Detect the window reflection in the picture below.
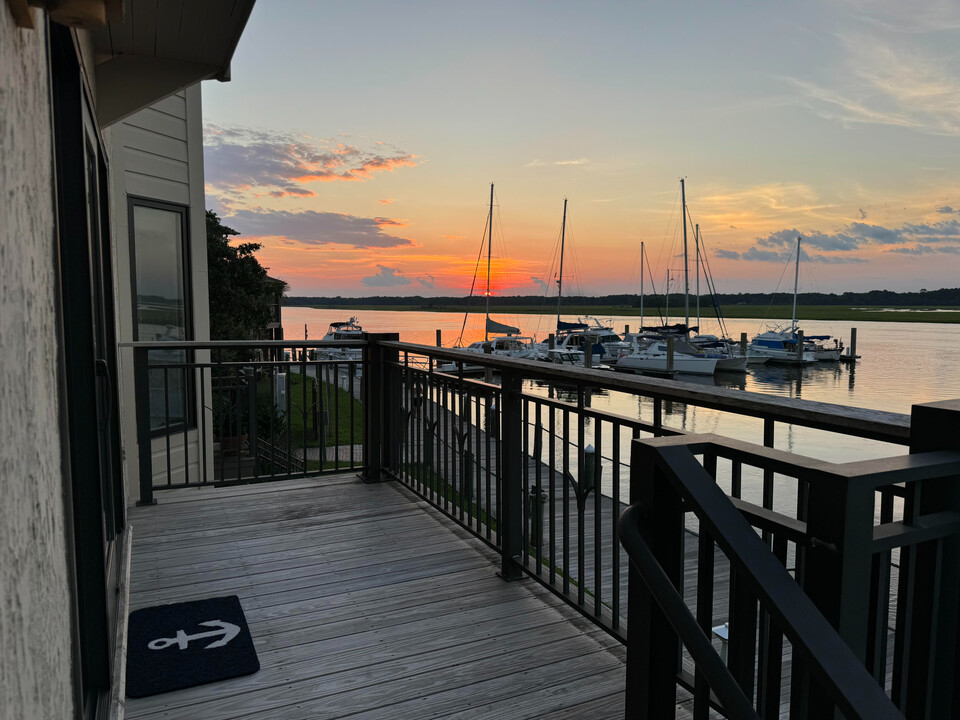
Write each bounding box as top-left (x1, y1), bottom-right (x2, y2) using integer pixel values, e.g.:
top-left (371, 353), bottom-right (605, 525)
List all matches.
top-left (132, 203), bottom-right (191, 432)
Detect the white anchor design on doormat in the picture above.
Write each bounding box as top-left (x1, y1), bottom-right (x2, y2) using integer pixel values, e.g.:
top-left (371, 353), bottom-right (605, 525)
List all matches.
top-left (147, 620), bottom-right (241, 650)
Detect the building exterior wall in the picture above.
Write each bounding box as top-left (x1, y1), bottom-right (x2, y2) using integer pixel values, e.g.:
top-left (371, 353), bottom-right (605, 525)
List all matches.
top-left (0, 8), bottom-right (75, 718)
top-left (108, 84), bottom-right (212, 503)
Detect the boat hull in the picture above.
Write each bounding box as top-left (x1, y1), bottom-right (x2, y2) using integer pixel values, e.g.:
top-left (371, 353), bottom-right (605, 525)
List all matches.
top-left (616, 354), bottom-right (717, 376)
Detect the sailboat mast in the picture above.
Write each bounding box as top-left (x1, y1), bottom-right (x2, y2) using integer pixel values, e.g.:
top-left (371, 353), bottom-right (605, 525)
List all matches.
top-left (556, 197), bottom-right (568, 327)
top-left (681, 178), bottom-right (690, 332)
top-left (695, 224), bottom-right (701, 330)
top-left (792, 235), bottom-right (801, 331)
top-left (485, 182), bottom-right (494, 341)
top-left (640, 241), bottom-right (645, 329)
top-left (665, 269), bottom-right (670, 325)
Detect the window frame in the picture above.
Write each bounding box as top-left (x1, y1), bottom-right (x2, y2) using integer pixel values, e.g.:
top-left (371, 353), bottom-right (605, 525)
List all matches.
top-left (128, 196), bottom-right (195, 435)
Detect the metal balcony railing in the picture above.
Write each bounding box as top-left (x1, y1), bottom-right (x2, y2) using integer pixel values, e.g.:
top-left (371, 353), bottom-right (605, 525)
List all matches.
top-left (125, 334), bottom-right (959, 718)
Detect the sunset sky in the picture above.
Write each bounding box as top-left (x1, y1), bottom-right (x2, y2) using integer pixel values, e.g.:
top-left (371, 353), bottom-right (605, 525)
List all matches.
top-left (202, 0), bottom-right (960, 297)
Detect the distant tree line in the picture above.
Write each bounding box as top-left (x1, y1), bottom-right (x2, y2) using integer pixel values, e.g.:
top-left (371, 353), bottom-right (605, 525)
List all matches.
top-left (285, 287), bottom-right (960, 308)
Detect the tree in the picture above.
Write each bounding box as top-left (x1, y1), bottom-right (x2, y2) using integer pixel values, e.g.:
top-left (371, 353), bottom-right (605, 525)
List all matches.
top-left (206, 210), bottom-right (286, 340)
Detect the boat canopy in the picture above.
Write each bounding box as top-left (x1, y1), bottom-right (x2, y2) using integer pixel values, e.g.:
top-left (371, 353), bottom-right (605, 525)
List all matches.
top-left (641, 323), bottom-right (698, 335)
top-left (486, 318), bottom-right (520, 335)
top-left (557, 320), bottom-right (589, 331)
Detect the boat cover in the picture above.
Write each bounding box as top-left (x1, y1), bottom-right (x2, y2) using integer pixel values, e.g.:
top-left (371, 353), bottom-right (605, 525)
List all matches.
top-left (557, 320), bottom-right (589, 331)
top-left (486, 317), bottom-right (520, 334)
top-left (641, 323), bottom-right (698, 334)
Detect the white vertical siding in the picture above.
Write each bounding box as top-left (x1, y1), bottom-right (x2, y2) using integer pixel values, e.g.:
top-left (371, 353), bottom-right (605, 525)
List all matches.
top-left (109, 85), bottom-right (211, 504)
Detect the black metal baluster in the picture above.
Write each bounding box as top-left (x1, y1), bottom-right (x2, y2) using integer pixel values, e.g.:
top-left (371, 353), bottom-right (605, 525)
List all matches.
top-left (563, 409), bottom-right (571, 596)
top-left (694, 528), bottom-right (715, 720)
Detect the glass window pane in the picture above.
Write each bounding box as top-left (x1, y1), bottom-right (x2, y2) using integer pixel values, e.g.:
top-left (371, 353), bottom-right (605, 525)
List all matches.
top-left (133, 204), bottom-right (190, 432)
top-left (133, 205), bottom-right (185, 342)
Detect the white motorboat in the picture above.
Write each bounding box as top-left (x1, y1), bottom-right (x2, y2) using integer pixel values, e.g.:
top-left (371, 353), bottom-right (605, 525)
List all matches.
top-left (748, 329), bottom-right (817, 365)
top-left (315, 317), bottom-right (364, 360)
top-left (322, 317), bottom-right (363, 343)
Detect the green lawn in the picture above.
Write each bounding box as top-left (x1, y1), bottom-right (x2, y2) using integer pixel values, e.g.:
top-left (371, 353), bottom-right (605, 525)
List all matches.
top-left (256, 371), bottom-right (363, 448)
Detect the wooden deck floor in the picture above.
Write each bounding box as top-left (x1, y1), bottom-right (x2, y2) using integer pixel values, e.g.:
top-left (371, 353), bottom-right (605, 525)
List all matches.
top-left (124, 474), bottom-right (627, 720)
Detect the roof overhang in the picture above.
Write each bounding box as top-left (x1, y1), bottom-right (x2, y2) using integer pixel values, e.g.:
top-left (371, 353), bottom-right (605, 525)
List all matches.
top-left (90, 0), bottom-right (255, 127)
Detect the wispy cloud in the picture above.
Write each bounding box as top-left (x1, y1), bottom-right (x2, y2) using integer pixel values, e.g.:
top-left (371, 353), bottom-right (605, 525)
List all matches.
top-left (525, 158), bottom-right (590, 168)
top-left (378, 198), bottom-right (395, 205)
top-left (530, 276), bottom-right (548, 292)
top-left (784, 29), bottom-right (960, 136)
top-left (362, 265), bottom-right (411, 287)
top-left (203, 125), bottom-right (418, 202)
top-left (225, 208), bottom-right (413, 249)
top-left (715, 215), bottom-right (960, 261)
top-left (887, 244), bottom-right (960, 255)
top-left (843, 0), bottom-right (960, 34)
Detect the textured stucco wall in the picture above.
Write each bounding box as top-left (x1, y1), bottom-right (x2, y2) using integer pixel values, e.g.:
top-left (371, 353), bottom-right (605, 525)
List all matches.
top-left (0, 8), bottom-right (76, 719)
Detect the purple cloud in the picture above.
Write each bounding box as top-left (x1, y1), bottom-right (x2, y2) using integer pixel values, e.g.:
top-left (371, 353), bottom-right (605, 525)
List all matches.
top-left (225, 208), bottom-right (412, 249)
top-left (204, 125), bottom-right (417, 199)
top-left (362, 265), bottom-right (411, 287)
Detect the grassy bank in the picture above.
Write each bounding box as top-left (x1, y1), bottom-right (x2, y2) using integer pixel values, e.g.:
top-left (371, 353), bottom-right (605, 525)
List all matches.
top-left (256, 372), bottom-right (363, 446)
top-left (308, 303), bottom-right (960, 323)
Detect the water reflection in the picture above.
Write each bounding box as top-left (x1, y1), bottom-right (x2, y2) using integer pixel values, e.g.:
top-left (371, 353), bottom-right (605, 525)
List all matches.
top-left (746, 360), bottom-right (854, 399)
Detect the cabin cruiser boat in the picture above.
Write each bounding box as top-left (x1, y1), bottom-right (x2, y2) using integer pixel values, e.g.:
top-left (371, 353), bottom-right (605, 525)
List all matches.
top-left (315, 317), bottom-right (364, 361)
top-left (547, 317), bottom-right (632, 367)
top-left (747, 328), bottom-right (817, 365)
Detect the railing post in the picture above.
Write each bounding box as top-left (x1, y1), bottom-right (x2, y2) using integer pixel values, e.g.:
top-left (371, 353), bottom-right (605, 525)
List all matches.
top-left (133, 347), bottom-right (156, 506)
top-left (625, 438), bottom-right (684, 719)
top-left (498, 369), bottom-right (524, 580)
top-left (799, 468), bottom-right (875, 719)
top-left (246, 367), bottom-right (257, 462)
top-left (361, 333), bottom-right (399, 482)
top-left (901, 399), bottom-right (960, 718)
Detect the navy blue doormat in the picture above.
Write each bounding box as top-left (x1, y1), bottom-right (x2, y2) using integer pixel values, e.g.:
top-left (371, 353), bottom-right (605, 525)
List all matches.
top-left (126, 595), bottom-right (259, 698)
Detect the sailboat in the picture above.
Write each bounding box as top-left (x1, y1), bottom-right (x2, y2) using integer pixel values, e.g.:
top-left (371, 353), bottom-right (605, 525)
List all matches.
top-left (545, 198), bottom-right (630, 366)
top-left (616, 241), bottom-right (719, 376)
top-left (440, 184), bottom-right (542, 373)
top-left (627, 180), bottom-right (746, 373)
top-left (747, 236), bottom-right (832, 365)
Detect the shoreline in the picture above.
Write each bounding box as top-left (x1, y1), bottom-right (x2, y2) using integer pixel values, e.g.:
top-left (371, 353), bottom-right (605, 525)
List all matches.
top-left (294, 304), bottom-right (960, 324)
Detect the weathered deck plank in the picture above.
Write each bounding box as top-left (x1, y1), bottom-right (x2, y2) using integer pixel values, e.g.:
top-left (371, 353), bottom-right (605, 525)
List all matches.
top-left (124, 474), bottom-right (628, 720)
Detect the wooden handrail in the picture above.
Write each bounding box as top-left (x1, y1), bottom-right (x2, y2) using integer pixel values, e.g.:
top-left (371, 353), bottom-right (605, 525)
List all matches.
top-left (384, 340), bottom-right (911, 444)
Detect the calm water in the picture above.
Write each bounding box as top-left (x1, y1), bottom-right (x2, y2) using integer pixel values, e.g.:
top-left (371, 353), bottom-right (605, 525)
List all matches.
top-left (284, 307), bottom-right (960, 474)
